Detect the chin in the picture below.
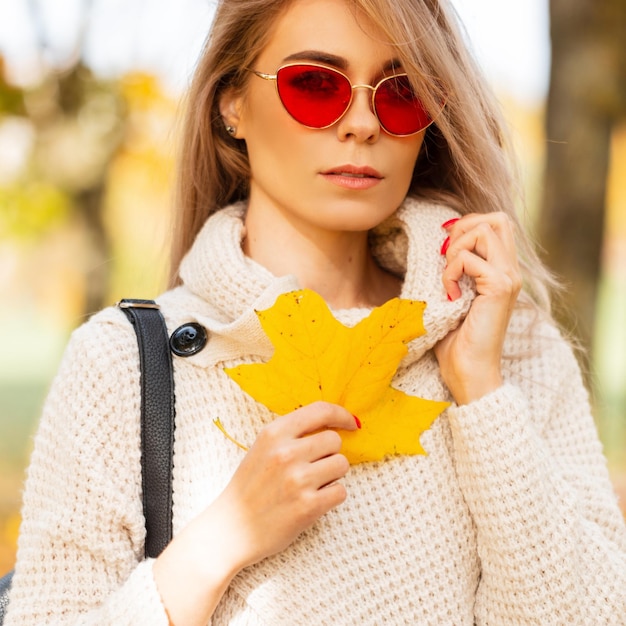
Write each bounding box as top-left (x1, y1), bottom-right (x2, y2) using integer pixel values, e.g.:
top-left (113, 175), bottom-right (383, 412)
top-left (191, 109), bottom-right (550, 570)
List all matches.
top-left (321, 203), bottom-right (399, 232)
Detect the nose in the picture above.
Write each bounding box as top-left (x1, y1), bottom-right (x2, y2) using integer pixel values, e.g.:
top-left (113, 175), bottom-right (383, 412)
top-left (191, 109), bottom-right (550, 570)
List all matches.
top-left (335, 84), bottom-right (380, 143)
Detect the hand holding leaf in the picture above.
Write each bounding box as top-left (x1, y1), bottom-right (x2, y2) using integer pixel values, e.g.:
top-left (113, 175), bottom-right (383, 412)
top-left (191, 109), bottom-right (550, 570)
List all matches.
top-left (225, 289), bottom-right (448, 464)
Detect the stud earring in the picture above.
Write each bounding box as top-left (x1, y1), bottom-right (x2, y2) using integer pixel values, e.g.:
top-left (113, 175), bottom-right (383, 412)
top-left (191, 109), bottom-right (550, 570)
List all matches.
top-left (225, 125), bottom-right (236, 136)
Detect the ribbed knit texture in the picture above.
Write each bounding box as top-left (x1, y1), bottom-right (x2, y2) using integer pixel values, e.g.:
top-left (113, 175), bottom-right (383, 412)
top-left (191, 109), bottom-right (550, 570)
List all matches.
top-left (6, 198), bottom-right (626, 625)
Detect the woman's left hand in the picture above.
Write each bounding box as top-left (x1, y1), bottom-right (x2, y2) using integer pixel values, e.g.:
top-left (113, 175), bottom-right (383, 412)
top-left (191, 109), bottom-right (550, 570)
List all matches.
top-left (434, 212), bottom-right (522, 405)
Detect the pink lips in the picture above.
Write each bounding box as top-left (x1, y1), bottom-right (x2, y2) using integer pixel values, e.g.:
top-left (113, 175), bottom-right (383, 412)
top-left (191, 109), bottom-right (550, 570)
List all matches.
top-left (320, 164), bottom-right (383, 190)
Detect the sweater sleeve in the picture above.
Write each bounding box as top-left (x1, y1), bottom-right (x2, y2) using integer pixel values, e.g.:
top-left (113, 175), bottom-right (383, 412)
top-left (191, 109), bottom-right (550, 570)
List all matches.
top-left (446, 320), bottom-right (626, 625)
top-left (5, 311), bottom-right (170, 625)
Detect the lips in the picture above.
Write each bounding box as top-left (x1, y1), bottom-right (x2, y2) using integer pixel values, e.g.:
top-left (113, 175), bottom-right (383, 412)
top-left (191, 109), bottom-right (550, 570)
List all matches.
top-left (320, 165), bottom-right (383, 190)
top-left (322, 165), bottom-right (383, 179)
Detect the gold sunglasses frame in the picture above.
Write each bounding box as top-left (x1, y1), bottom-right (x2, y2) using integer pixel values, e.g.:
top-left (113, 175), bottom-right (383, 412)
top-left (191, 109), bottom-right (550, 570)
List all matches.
top-left (251, 62), bottom-right (441, 137)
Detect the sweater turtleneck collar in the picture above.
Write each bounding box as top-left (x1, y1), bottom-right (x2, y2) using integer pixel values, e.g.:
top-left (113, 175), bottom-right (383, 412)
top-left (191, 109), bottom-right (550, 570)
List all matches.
top-left (178, 202), bottom-right (291, 322)
top-left (172, 197), bottom-right (474, 366)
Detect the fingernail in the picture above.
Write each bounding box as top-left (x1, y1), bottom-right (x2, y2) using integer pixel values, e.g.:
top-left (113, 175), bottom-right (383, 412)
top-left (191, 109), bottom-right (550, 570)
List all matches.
top-left (353, 415), bottom-right (362, 429)
top-left (440, 236), bottom-right (450, 255)
top-left (447, 293), bottom-right (452, 302)
top-left (441, 218), bottom-right (460, 229)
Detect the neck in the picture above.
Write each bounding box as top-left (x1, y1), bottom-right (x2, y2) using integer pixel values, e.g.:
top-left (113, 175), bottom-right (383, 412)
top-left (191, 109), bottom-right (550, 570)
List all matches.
top-left (243, 203), bottom-right (400, 309)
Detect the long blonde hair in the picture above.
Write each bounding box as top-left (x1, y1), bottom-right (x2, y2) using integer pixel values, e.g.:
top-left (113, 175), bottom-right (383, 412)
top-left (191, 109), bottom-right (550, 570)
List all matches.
top-left (170, 0), bottom-right (555, 313)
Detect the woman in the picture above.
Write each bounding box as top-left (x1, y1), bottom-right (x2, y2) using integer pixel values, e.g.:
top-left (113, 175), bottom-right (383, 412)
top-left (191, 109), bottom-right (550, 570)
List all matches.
top-left (6, 0), bottom-right (626, 623)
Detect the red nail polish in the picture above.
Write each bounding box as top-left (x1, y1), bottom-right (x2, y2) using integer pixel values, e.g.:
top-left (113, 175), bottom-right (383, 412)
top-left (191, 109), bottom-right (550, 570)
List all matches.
top-left (447, 293), bottom-right (453, 301)
top-left (441, 218), bottom-right (460, 229)
top-left (440, 236), bottom-right (450, 255)
top-left (353, 415), bottom-right (362, 429)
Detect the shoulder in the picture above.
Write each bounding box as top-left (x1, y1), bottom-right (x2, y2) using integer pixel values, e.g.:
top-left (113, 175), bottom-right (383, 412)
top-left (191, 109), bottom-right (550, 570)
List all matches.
top-left (505, 304), bottom-right (579, 368)
top-left (502, 303), bottom-right (590, 416)
top-left (69, 285), bottom-right (213, 350)
top-left (42, 305), bottom-right (143, 432)
top-left (58, 305), bottom-right (142, 390)
top-left (70, 303), bottom-right (137, 345)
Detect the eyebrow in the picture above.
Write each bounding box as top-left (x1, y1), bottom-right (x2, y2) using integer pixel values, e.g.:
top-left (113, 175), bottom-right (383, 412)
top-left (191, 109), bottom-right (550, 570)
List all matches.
top-left (281, 50), bottom-right (402, 73)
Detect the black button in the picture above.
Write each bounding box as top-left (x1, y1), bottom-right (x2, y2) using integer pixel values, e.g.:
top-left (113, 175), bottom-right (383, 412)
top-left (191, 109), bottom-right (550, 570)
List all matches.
top-left (169, 323), bottom-right (208, 357)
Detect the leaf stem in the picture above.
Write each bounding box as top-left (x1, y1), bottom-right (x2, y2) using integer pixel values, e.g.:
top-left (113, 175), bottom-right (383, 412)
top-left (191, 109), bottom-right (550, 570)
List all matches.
top-left (213, 418), bottom-right (249, 452)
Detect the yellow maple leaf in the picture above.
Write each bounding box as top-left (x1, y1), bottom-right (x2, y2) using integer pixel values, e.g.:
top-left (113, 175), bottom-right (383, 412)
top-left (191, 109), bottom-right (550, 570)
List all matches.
top-left (224, 289), bottom-right (449, 464)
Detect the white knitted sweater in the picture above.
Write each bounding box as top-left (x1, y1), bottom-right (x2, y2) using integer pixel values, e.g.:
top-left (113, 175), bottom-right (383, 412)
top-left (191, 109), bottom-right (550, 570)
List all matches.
top-left (7, 198), bottom-right (626, 625)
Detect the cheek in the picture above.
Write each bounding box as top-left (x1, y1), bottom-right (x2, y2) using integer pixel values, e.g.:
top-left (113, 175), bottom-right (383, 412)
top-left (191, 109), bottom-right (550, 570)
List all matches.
top-left (247, 132), bottom-right (311, 193)
top-left (393, 138), bottom-right (424, 188)
top-left (241, 94), bottom-right (309, 177)
top-left (241, 92), bottom-right (280, 146)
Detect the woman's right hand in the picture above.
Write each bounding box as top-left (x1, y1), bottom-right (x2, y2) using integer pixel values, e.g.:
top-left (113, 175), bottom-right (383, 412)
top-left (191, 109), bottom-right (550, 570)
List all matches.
top-left (154, 402), bottom-right (357, 625)
top-left (216, 401), bottom-right (358, 568)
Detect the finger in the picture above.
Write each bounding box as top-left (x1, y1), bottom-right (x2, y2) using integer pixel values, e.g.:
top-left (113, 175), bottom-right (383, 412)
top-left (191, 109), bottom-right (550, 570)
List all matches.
top-left (268, 445), bottom-right (348, 496)
top-left (444, 211), bottom-right (515, 238)
top-left (443, 212), bottom-right (517, 257)
top-left (295, 481), bottom-right (348, 524)
top-left (296, 428), bottom-right (344, 463)
top-left (443, 249), bottom-right (520, 302)
top-left (442, 216), bottom-right (521, 299)
top-left (312, 453), bottom-right (350, 489)
top-left (280, 402), bottom-right (358, 438)
top-left (446, 223), bottom-right (512, 266)
top-left (314, 481), bottom-right (348, 513)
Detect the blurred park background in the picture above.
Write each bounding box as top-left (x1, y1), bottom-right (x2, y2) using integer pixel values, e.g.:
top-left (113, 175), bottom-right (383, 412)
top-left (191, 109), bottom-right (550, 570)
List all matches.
top-left (0, 0), bottom-right (625, 573)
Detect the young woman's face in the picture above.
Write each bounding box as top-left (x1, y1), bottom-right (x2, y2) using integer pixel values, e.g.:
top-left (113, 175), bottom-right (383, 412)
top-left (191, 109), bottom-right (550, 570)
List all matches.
top-left (225, 0), bottom-right (425, 234)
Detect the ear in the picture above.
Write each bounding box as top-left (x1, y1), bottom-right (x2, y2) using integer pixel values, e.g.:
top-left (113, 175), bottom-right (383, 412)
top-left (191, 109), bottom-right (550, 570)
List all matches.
top-left (219, 88), bottom-right (245, 138)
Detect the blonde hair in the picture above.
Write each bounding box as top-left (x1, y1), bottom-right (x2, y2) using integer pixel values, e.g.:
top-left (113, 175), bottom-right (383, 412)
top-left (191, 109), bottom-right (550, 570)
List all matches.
top-left (170, 0), bottom-right (555, 314)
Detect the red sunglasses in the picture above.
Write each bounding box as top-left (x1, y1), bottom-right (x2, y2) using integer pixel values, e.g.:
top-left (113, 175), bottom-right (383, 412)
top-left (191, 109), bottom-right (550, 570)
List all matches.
top-left (251, 63), bottom-right (440, 137)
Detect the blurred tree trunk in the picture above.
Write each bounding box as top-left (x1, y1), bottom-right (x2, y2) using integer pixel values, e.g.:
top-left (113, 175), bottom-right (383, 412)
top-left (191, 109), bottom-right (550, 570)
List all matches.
top-left (540, 0), bottom-right (626, 364)
top-left (22, 63), bottom-right (127, 316)
top-left (78, 183), bottom-right (112, 317)
top-left (24, 0), bottom-right (126, 317)
top-left (54, 64), bottom-right (126, 316)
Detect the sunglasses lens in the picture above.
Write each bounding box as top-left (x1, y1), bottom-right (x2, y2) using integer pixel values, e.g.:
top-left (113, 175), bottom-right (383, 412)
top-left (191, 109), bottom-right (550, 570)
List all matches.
top-left (374, 75), bottom-right (431, 136)
top-left (276, 65), bottom-right (352, 128)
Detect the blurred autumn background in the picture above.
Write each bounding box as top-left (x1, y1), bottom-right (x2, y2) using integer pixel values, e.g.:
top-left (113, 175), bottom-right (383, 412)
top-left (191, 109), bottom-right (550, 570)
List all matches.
top-left (0, 0), bottom-right (625, 574)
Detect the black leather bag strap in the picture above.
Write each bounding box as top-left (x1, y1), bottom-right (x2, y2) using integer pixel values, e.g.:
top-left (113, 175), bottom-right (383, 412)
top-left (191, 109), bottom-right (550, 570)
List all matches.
top-left (119, 299), bottom-right (175, 559)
